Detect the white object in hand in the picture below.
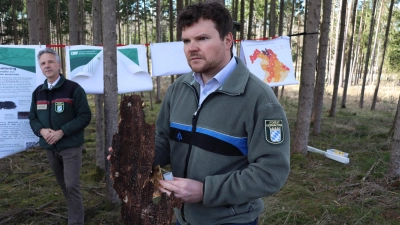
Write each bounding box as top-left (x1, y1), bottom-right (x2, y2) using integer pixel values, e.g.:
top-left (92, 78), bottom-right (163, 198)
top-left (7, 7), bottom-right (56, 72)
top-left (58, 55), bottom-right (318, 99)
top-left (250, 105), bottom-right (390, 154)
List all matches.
top-left (163, 172), bottom-right (174, 181)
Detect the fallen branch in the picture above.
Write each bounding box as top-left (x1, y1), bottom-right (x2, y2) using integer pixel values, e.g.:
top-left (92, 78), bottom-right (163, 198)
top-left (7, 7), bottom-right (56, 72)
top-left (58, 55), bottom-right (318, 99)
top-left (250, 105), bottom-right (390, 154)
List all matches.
top-left (362, 160), bottom-right (380, 182)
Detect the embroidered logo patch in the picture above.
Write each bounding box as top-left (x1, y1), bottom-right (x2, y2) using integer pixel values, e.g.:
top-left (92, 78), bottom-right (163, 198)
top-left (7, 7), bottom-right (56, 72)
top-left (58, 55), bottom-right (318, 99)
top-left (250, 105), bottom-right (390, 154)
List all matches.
top-left (55, 102), bottom-right (64, 113)
top-left (265, 120), bottom-right (284, 144)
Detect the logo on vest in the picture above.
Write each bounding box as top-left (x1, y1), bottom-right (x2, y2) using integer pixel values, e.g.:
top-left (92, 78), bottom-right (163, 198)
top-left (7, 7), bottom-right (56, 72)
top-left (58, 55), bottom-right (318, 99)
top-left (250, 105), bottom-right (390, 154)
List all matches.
top-left (265, 120), bottom-right (284, 144)
top-left (176, 132), bottom-right (183, 141)
top-left (55, 102), bottom-right (64, 113)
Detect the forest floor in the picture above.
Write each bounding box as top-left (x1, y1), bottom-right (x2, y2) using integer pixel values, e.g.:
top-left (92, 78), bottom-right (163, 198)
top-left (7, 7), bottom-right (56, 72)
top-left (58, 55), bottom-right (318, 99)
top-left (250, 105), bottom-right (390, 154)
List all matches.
top-left (0, 78), bottom-right (399, 225)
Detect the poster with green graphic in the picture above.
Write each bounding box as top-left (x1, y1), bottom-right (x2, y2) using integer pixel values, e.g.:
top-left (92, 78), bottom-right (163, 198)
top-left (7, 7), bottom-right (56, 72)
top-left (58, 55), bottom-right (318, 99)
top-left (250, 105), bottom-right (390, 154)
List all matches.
top-left (65, 45), bottom-right (153, 94)
top-left (0, 45), bottom-right (45, 159)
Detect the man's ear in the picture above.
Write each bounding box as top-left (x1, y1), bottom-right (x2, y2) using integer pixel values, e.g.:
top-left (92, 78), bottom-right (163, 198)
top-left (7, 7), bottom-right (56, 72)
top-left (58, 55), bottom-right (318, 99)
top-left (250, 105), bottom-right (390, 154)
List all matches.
top-left (225, 32), bottom-right (233, 50)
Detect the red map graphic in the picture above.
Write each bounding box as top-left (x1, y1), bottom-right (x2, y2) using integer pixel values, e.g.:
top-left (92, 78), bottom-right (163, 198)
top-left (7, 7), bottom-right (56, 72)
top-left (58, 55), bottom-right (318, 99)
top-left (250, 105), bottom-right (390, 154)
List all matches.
top-left (250, 48), bottom-right (290, 83)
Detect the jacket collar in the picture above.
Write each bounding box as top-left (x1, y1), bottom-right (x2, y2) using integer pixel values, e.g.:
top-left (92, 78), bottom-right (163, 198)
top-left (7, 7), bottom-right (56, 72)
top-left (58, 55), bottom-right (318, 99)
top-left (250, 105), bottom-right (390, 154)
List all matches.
top-left (41, 74), bottom-right (65, 91)
top-left (182, 57), bottom-right (250, 95)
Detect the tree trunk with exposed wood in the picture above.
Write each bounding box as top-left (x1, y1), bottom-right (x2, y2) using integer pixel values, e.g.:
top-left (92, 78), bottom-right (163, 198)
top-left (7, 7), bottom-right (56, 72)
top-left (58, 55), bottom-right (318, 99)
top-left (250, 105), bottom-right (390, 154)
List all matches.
top-left (110, 95), bottom-right (183, 224)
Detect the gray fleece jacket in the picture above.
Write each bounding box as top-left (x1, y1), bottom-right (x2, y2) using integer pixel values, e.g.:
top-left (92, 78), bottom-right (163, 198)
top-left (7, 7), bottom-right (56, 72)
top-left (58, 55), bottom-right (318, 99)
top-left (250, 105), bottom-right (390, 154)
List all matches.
top-left (154, 57), bottom-right (290, 225)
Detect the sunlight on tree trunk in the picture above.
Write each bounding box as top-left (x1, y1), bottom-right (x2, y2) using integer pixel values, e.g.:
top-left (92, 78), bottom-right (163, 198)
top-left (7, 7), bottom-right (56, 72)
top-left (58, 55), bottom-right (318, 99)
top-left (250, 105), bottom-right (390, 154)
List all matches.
top-left (371, 0), bottom-right (394, 111)
top-left (329, 0), bottom-right (347, 117)
top-left (341, 0), bottom-right (358, 109)
top-left (312, 0), bottom-right (332, 135)
top-left (292, 0), bottom-right (321, 154)
top-left (359, 0), bottom-right (378, 108)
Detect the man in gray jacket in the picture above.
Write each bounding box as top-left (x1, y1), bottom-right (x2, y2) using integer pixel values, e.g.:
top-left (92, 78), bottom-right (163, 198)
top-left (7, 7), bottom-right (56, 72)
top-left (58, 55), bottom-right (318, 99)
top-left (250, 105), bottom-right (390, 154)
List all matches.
top-left (155, 2), bottom-right (290, 224)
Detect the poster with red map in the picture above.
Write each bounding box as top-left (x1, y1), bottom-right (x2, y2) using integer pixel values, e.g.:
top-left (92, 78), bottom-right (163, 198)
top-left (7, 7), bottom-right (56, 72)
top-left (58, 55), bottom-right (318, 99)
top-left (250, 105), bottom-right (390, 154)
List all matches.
top-left (239, 36), bottom-right (298, 87)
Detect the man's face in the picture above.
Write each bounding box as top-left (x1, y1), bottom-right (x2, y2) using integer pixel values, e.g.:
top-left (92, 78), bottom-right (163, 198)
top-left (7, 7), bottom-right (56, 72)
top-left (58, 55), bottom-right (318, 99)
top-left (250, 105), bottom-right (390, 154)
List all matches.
top-left (39, 53), bottom-right (61, 80)
top-left (182, 18), bottom-right (232, 77)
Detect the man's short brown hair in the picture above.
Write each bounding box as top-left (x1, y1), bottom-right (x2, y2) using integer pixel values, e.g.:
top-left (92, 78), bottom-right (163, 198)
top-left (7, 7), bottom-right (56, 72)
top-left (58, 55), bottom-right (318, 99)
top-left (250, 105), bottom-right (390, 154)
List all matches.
top-left (177, 2), bottom-right (233, 40)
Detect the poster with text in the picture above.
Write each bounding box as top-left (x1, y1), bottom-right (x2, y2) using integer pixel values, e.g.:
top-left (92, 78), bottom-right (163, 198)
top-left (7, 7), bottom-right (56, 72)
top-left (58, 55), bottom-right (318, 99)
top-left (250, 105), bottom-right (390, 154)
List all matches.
top-left (65, 45), bottom-right (153, 94)
top-left (240, 36), bottom-right (298, 87)
top-left (0, 45), bottom-right (46, 159)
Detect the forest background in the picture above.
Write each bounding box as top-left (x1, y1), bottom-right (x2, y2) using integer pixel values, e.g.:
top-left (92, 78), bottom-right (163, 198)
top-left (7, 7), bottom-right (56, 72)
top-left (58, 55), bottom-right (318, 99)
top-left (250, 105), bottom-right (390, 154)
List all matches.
top-left (1, 0), bottom-right (400, 224)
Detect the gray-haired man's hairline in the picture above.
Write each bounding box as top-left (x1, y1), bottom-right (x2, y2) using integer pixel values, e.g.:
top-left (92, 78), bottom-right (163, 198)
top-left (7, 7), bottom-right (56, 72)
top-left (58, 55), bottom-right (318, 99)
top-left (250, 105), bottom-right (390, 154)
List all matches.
top-left (37, 48), bottom-right (61, 64)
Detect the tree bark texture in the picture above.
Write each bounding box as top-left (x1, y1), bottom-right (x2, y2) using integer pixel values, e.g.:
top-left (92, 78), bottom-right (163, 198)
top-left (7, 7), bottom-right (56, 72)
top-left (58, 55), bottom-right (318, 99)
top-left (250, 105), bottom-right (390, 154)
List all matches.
top-left (388, 96), bottom-right (400, 178)
top-left (69, 0), bottom-right (79, 45)
top-left (329, 0), bottom-right (347, 117)
top-left (26, 0), bottom-right (39, 44)
top-left (312, 0), bottom-right (332, 135)
top-left (359, 0), bottom-right (377, 108)
top-left (103, 0), bottom-right (120, 204)
top-left (156, 0), bottom-right (162, 103)
top-left (92, 0), bottom-right (105, 170)
top-left (12, 0), bottom-right (18, 44)
top-left (341, 0), bottom-right (358, 108)
top-left (292, 0), bottom-right (321, 154)
top-left (110, 95), bottom-right (183, 224)
top-left (371, 0), bottom-right (395, 110)
top-left (247, 0), bottom-right (254, 40)
top-left (269, 0), bottom-right (276, 37)
top-left (37, 0), bottom-right (48, 44)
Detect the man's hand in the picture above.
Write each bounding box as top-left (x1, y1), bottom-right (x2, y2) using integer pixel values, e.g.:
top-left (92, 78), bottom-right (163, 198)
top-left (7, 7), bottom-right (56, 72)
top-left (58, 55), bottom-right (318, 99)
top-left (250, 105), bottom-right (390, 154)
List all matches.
top-left (158, 177), bottom-right (204, 203)
top-left (40, 128), bottom-right (53, 140)
top-left (45, 129), bottom-right (64, 145)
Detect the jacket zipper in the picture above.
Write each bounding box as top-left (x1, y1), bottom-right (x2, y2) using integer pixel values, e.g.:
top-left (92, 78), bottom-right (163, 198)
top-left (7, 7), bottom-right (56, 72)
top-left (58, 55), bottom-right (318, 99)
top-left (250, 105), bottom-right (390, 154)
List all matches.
top-left (183, 83), bottom-right (200, 178)
top-left (181, 83), bottom-right (241, 178)
top-left (48, 89), bottom-right (56, 150)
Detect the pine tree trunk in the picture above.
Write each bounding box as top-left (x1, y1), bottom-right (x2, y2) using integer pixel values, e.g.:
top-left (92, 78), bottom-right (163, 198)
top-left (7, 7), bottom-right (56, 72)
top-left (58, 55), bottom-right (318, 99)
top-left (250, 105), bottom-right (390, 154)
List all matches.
top-left (69, 0), bottom-right (79, 45)
top-left (371, 0), bottom-right (394, 110)
top-left (341, 0), bottom-right (358, 108)
top-left (103, 0), bottom-right (120, 204)
top-left (247, 0), bottom-right (254, 39)
top-left (92, 0), bottom-right (105, 171)
top-left (292, 0), bottom-right (321, 154)
top-left (312, 0), bottom-right (332, 135)
top-left (388, 96), bottom-right (400, 178)
top-left (359, 0), bottom-right (378, 108)
top-left (156, 0), bottom-right (162, 104)
top-left (263, 0), bottom-right (269, 38)
top-left (37, 0), bottom-right (48, 44)
top-left (80, 0), bottom-right (86, 44)
top-left (239, 0), bottom-right (245, 40)
top-left (26, 0), bottom-right (39, 44)
top-left (329, 0), bottom-right (347, 117)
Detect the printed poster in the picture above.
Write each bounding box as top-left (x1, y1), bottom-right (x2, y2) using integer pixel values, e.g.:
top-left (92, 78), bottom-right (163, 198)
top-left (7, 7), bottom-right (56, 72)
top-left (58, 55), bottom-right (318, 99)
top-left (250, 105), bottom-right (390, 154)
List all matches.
top-left (0, 45), bottom-right (46, 159)
top-left (65, 45), bottom-right (153, 94)
top-left (240, 36), bottom-right (298, 87)
top-left (150, 42), bottom-right (238, 77)
top-left (150, 41), bottom-right (191, 77)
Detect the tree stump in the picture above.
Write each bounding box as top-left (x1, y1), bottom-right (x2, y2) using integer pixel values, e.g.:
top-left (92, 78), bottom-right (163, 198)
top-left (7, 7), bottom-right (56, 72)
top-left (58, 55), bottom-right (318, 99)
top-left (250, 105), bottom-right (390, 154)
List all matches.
top-left (110, 94), bottom-right (182, 225)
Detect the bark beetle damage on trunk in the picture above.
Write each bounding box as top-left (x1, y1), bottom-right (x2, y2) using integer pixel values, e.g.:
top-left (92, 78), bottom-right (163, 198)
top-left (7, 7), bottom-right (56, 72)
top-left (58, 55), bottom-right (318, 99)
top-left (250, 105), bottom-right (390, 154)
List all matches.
top-left (110, 94), bottom-right (183, 225)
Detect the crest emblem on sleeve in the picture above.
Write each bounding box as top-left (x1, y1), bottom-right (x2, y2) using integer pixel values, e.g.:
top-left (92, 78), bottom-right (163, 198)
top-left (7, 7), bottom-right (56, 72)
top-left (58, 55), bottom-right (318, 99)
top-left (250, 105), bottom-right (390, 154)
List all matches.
top-left (265, 120), bottom-right (284, 144)
top-left (55, 102), bottom-right (64, 113)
